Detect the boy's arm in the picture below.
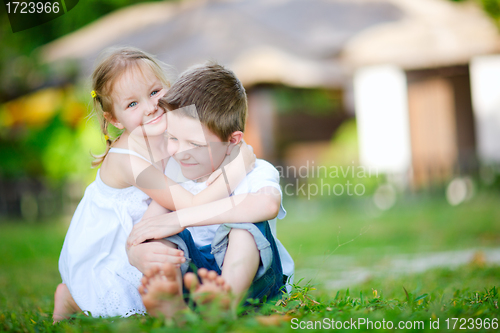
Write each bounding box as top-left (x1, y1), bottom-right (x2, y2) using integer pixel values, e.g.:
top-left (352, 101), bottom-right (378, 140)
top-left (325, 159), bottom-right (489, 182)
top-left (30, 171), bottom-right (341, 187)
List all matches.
top-left (128, 186), bottom-right (281, 246)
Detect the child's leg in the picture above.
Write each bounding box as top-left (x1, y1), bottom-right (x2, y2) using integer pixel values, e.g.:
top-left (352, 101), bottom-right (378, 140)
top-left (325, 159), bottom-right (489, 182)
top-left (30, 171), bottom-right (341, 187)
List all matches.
top-left (53, 283), bottom-right (82, 323)
top-left (212, 222), bottom-right (285, 306)
top-left (221, 228), bottom-right (260, 304)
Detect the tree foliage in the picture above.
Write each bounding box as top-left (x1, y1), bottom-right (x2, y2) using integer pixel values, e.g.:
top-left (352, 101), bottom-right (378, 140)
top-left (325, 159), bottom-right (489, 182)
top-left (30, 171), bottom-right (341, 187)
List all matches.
top-left (0, 0), bottom-right (169, 102)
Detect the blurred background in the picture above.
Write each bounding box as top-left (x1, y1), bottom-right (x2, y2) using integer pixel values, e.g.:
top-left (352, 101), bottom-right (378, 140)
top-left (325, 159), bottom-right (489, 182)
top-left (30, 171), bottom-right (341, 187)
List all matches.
top-left (1, 0), bottom-right (500, 294)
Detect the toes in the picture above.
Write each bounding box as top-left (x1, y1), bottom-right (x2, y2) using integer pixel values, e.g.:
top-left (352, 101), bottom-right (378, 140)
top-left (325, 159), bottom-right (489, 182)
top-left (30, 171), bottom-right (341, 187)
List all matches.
top-left (141, 275), bottom-right (149, 286)
top-left (207, 270), bottom-right (218, 281)
top-left (144, 265), bottom-right (160, 278)
top-left (184, 272), bottom-right (199, 291)
top-left (214, 276), bottom-right (231, 292)
top-left (215, 276), bottom-right (225, 286)
top-left (160, 263), bottom-right (177, 281)
top-left (197, 268), bottom-right (208, 279)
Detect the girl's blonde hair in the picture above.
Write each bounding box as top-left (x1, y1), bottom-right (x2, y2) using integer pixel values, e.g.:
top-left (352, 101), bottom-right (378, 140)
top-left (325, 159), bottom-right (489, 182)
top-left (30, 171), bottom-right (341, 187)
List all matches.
top-left (90, 47), bottom-right (171, 167)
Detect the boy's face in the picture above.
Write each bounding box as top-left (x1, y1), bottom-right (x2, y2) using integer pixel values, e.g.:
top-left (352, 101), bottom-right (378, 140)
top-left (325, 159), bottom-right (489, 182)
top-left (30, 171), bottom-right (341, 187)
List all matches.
top-left (166, 111), bottom-right (228, 182)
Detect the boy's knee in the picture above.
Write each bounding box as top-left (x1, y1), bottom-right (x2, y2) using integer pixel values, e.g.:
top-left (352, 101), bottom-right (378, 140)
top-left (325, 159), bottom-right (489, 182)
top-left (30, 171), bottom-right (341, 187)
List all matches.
top-left (227, 228), bottom-right (259, 253)
top-left (228, 228), bottom-right (253, 241)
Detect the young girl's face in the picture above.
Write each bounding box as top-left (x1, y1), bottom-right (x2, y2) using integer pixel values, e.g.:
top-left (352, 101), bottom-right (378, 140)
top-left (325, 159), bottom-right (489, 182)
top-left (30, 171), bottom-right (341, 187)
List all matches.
top-left (109, 63), bottom-right (167, 137)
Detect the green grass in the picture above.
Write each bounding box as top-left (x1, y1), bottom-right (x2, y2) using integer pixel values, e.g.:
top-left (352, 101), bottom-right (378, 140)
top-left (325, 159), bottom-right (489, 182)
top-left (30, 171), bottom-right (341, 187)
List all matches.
top-left (279, 191), bottom-right (500, 267)
top-left (1, 191), bottom-right (499, 332)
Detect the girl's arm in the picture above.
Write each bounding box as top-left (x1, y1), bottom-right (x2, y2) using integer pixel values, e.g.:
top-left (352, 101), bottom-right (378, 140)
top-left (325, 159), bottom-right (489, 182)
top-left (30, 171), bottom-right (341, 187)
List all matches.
top-left (126, 142), bottom-right (255, 211)
top-left (127, 186), bottom-right (281, 246)
top-left (126, 200), bottom-right (185, 274)
top-left (142, 200), bottom-right (171, 219)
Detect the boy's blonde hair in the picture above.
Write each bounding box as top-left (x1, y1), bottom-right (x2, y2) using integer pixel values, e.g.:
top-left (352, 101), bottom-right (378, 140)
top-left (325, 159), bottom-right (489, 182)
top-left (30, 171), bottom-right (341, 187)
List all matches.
top-left (160, 62), bottom-right (247, 141)
top-left (90, 47), bottom-right (170, 167)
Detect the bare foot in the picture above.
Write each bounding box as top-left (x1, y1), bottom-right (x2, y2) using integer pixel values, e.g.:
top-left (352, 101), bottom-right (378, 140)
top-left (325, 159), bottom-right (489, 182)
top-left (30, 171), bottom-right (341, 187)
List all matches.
top-left (184, 268), bottom-right (232, 308)
top-left (52, 283), bottom-right (81, 323)
top-left (139, 263), bottom-right (187, 318)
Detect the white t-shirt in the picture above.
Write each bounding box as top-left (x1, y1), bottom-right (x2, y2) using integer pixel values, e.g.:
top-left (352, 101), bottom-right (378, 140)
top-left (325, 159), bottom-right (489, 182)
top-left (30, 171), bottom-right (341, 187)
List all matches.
top-left (165, 158), bottom-right (294, 279)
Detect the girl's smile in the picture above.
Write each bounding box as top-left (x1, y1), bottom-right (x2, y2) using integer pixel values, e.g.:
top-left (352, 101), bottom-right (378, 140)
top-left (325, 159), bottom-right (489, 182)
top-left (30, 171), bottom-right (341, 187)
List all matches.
top-left (143, 110), bottom-right (165, 126)
top-left (179, 161), bottom-right (199, 167)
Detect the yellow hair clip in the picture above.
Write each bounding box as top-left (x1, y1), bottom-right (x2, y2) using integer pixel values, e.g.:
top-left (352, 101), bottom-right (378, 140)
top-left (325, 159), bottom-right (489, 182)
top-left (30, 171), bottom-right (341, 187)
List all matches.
top-left (91, 90), bottom-right (97, 98)
top-left (104, 135), bottom-right (110, 141)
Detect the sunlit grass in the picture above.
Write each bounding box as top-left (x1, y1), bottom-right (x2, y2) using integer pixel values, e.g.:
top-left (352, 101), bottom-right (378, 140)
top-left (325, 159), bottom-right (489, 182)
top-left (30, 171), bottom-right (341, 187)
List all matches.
top-left (0, 191), bottom-right (499, 332)
top-left (279, 191), bottom-right (500, 267)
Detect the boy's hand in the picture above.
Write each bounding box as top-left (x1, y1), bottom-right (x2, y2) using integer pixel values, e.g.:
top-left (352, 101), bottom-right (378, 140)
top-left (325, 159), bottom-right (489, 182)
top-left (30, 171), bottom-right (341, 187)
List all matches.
top-left (127, 212), bottom-right (184, 247)
top-left (127, 239), bottom-right (185, 274)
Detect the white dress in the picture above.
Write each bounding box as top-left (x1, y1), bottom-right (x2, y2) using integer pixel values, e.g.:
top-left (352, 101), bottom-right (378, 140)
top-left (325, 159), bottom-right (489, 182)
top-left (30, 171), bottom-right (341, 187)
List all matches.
top-left (58, 148), bottom-right (152, 317)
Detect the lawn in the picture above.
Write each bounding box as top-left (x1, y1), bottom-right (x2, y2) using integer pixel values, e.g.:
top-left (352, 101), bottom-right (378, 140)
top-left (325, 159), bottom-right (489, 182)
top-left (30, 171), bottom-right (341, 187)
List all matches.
top-left (1, 191), bottom-right (499, 332)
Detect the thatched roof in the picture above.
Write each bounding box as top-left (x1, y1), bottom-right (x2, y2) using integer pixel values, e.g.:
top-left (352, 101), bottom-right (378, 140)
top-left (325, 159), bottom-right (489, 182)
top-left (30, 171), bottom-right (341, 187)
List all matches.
top-left (41, 0), bottom-right (500, 87)
top-left (41, 0), bottom-right (404, 88)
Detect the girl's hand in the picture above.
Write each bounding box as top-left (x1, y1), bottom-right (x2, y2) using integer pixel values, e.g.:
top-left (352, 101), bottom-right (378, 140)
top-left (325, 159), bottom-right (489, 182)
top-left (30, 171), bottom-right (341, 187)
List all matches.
top-left (205, 169), bottom-right (223, 186)
top-left (205, 141), bottom-right (255, 186)
top-left (127, 239), bottom-right (185, 274)
top-left (127, 212), bottom-right (184, 247)
top-left (236, 140), bottom-right (256, 174)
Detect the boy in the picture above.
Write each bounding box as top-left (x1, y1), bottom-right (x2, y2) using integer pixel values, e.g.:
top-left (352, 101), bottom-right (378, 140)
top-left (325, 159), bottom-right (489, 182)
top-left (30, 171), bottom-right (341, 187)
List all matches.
top-left (127, 62), bottom-right (293, 317)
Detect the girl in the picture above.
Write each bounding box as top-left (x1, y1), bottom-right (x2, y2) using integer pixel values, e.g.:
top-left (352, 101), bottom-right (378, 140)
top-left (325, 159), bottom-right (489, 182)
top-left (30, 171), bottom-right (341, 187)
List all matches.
top-left (53, 47), bottom-right (254, 321)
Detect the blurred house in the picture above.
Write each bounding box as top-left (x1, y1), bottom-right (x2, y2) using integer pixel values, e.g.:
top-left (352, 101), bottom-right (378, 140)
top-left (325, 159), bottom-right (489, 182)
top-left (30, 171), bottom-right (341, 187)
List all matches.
top-left (345, 0), bottom-right (500, 187)
top-left (40, 0), bottom-right (500, 187)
